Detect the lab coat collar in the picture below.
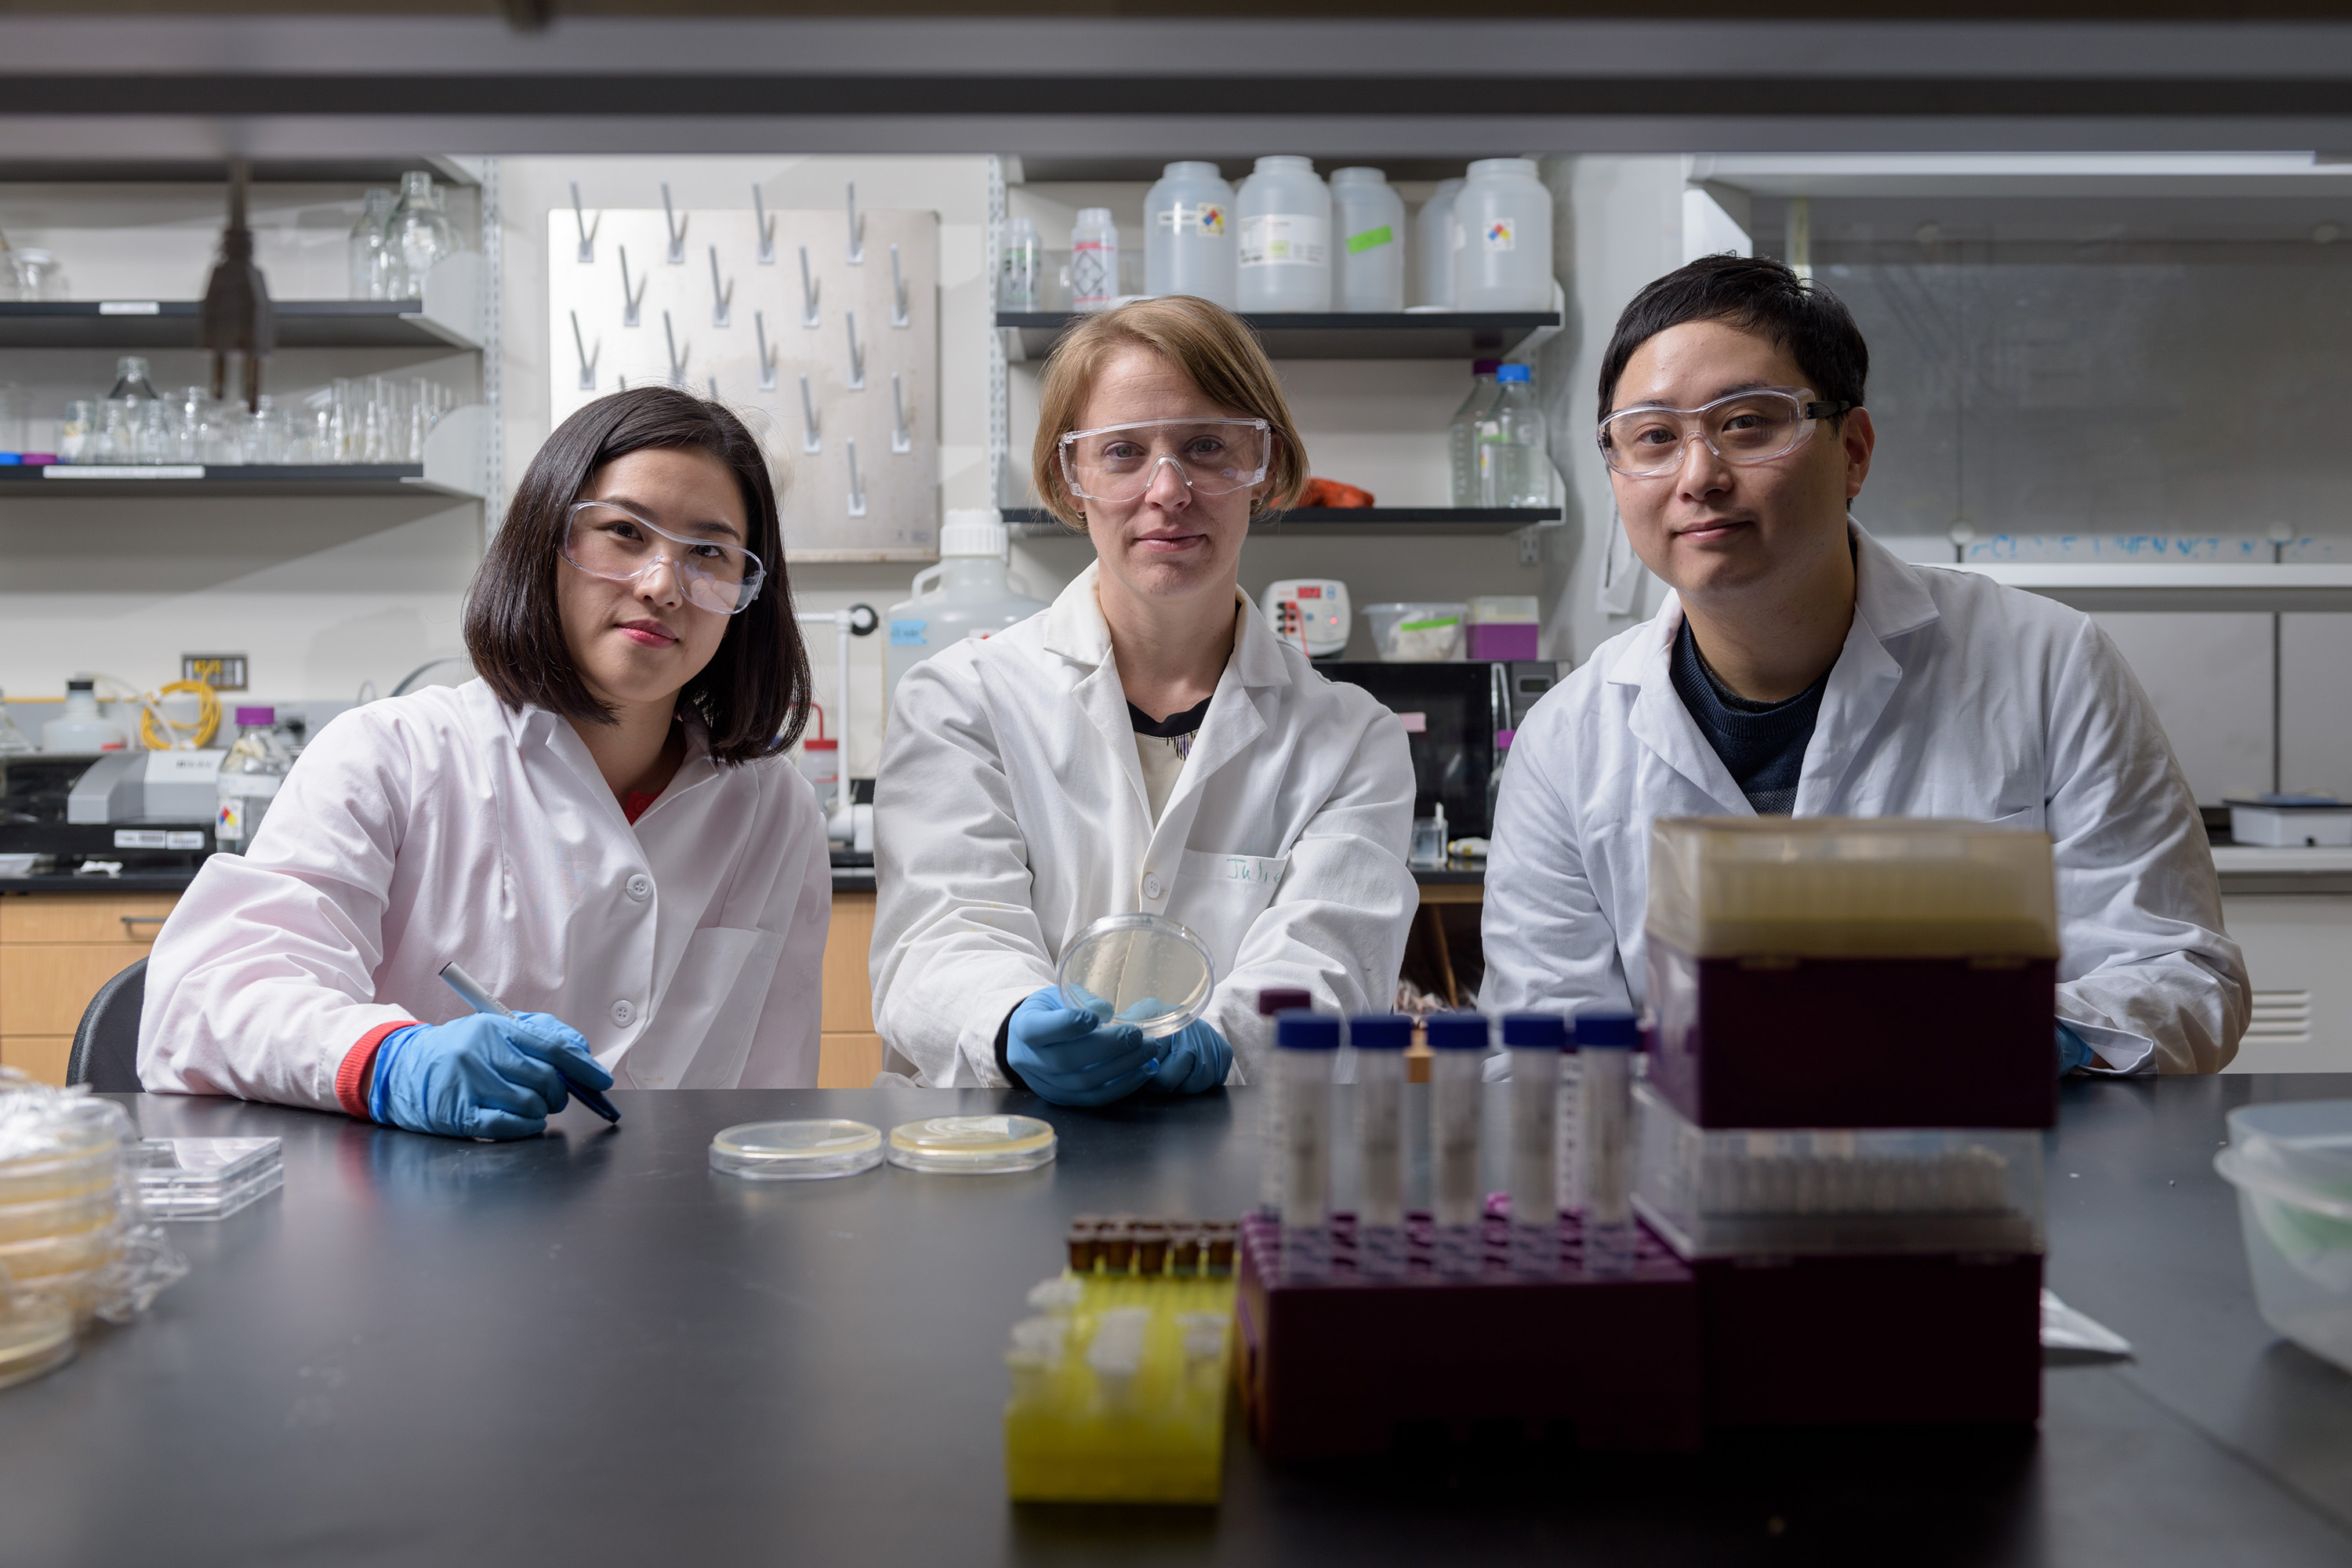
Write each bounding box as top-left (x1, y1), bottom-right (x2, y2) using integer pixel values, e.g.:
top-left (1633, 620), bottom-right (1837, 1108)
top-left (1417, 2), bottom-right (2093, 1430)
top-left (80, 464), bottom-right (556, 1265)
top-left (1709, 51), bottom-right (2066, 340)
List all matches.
top-left (1606, 524), bottom-right (1943, 814)
top-left (484, 681), bottom-right (721, 829)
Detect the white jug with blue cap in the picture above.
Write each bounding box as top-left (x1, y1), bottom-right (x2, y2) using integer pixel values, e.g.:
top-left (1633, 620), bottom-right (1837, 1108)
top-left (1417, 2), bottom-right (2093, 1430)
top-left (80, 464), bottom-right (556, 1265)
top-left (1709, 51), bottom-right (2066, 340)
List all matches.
top-left (884, 510), bottom-right (1051, 712)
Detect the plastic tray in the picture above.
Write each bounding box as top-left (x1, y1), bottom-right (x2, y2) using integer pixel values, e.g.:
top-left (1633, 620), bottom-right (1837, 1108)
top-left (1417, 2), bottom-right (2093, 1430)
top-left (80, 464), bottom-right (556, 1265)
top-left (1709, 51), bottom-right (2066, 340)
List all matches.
top-left (1632, 1084), bottom-right (2045, 1259)
top-left (887, 1116), bottom-right (1057, 1174)
top-left (710, 1120), bottom-right (883, 1180)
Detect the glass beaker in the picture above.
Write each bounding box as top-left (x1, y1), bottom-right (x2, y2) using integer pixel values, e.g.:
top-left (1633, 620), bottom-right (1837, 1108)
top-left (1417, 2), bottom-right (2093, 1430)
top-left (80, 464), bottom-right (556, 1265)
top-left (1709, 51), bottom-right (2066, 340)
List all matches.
top-left (56, 400), bottom-right (96, 463)
top-left (133, 399), bottom-right (177, 464)
top-left (95, 398), bottom-right (139, 463)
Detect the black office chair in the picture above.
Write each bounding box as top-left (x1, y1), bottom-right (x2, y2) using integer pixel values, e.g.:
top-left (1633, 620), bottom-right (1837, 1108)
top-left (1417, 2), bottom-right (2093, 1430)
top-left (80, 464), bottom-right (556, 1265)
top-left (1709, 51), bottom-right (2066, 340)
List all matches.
top-left (67, 957), bottom-right (147, 1092)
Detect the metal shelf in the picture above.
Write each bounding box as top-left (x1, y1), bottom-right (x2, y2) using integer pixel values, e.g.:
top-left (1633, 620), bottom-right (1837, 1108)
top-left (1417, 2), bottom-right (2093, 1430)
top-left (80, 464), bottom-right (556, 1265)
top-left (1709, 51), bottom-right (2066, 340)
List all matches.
top-left (1950, 562), bottom-right (2352, 612)
top-left (0, 300), bottom-right (478, 352)
top-left (997, 311), bottom-right (1560, 361)
top-left (0, 464), bottom-right (474, 499)
top-left (1004, 506), bottom-right (1559, 538)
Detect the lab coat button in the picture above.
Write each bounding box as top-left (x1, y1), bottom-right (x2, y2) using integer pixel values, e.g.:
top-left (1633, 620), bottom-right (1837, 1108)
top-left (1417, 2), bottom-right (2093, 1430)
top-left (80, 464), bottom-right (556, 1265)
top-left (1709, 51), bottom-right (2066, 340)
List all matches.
top-left (1142, 873), bottom-right (1163, 900)
top-left (611, 999), bottom-right (636, 1026)
top-left (626, 873), bottom-right (652, 901)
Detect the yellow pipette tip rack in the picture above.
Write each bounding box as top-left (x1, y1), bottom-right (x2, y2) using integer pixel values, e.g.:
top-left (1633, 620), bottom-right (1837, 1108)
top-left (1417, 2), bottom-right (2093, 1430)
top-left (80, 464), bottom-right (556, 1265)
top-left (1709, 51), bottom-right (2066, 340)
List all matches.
top-left (1002, 1265), bottom-right (1236, 1505)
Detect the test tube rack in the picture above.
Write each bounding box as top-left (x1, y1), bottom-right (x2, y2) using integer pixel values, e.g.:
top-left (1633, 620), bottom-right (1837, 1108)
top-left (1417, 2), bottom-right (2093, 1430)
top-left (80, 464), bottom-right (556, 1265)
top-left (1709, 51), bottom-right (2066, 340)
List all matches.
top-left (1644, 945), bottom-right (2060, 1131)
top-left (1233, 1207), bottom-right (1703, 1461)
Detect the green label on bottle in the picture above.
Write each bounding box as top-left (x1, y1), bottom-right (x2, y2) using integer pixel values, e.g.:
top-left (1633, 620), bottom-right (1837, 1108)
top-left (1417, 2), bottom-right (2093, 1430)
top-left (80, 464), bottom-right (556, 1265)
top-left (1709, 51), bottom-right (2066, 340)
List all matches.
top-left (1345, 225), bottom-right (1396, 255)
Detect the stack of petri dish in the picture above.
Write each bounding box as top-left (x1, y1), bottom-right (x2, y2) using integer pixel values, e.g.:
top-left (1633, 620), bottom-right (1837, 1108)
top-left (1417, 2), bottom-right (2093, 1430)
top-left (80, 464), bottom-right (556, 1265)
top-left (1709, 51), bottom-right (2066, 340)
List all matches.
top-left (0, 1093), bottom-right (127, 1318)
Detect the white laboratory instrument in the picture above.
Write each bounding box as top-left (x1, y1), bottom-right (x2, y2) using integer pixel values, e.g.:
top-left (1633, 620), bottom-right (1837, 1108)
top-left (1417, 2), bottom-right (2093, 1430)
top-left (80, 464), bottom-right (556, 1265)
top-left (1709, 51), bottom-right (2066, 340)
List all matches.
top-left (2227, 795), bottom-right (2352, 848)
top-left (1259, 579), bottom-right (1351, 659)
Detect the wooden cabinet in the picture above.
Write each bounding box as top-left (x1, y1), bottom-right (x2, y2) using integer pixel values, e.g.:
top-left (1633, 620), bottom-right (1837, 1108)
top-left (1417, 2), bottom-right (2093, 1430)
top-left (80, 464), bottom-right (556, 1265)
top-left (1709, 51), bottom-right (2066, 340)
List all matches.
top-left (818, 891), bottom-right (884, 1087)
top-left (0, 891), bottom-right (179, 1086)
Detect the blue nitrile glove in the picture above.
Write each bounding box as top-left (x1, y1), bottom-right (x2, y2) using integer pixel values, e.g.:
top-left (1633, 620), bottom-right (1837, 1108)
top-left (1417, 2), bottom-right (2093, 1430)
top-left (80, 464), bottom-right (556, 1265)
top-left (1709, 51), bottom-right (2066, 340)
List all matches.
top-left (1145, 1015), bottom-right (1232, 1095)
top-left (2056, 1022), bottom-right (2096, 1077)
top-left (1006, 987), bottom-right (1160, 1107)
top-left (368, 1011), bottom-right (613, 1140)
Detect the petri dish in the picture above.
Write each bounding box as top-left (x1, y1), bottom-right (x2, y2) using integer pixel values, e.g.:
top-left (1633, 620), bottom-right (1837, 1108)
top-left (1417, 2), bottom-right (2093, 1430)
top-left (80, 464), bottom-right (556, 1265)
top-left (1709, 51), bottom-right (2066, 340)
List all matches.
top-left (0, 1290), bottom-right (76, 1393)
top-left (886, 1116), bottom-right (1058, 1175)
top-left (1056, 913), bottom-right (1216, 1040)
top-left (710, 1120), bottom-right (883, 1181)
top-left (0, 1185), bottom-right (118, 1246)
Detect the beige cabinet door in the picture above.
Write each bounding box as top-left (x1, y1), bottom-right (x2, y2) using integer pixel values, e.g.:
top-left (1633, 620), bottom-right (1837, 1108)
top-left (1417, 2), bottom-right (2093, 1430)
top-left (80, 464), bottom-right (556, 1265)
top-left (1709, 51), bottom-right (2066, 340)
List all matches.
top-left (0, 892), bottom-right (179, 1085)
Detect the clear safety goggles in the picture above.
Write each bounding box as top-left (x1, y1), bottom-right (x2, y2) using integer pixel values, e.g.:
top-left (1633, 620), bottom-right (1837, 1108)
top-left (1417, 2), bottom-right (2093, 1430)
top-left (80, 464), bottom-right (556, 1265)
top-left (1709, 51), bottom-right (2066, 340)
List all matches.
top-left (562, 499), bottom-right (768, 615)
top-left (1057, 417), bottom-right (1272, 504)
top-left (1596, 387), bottom-right (1854, 478)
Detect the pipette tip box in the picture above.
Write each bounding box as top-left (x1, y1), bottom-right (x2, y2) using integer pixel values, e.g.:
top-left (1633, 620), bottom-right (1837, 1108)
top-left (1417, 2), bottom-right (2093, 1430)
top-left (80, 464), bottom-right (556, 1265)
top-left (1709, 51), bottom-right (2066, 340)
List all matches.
top-left (1234, 1210), bottom-right (1702, 1459)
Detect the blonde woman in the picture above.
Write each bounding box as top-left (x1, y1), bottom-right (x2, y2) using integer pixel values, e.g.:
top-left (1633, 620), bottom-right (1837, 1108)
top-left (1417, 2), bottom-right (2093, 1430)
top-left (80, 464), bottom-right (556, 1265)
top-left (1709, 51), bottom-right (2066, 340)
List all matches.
top-left (872, 296), bottom-right (1417, 1105)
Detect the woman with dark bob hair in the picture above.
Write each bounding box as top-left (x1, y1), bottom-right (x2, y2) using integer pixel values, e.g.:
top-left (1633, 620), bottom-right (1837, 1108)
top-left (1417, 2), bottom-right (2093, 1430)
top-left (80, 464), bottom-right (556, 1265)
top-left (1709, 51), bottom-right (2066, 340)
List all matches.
top-left (140, 387), bottom-right (833, 1138)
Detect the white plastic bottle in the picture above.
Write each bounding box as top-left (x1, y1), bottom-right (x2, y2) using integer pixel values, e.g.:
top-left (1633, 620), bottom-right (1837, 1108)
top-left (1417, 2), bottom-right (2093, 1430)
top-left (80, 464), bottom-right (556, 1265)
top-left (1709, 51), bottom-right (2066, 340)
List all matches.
top-left (1454, 158), bottom-right (1555, 312)
top-left (214, 706), bottom-right (292, 855)
top-left (1236, 156), bottom-right (1331, 314)
top-left (1478, 363), bottom-right (1553, 508)
top-left (1000, 216), bottom-right (1043, 310)
top-left (884, 510), bottom-right (1051, 711)
top-left (1144, 162), bottom-right (1236, 307)
top-left (797, 735), bottom-right (840, 818)
top-left (1328, 167), bottom-right (1405, 314)
top-left (1070, 208), bottom-right (1119, 313)
top-left (40, 678), bottom-right (125, 752)
top-left (1446, 358), bottom-right (1501, 508)
top-left (1413, 177), bottom-right (1465, 309)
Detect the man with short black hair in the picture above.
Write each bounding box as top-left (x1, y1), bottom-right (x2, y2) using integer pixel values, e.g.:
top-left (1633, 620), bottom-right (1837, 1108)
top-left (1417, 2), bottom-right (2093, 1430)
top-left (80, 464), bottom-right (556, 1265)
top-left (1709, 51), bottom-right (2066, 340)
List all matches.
top-left (1482, 256), bottom-right (2246, 1074)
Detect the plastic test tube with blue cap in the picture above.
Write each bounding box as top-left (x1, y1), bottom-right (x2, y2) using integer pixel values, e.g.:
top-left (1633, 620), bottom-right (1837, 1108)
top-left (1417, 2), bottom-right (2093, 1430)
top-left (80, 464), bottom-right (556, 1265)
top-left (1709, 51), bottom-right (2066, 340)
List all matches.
top-left (1255, 988), bottom-right (1312, 1220)
top-left (1504, 1014), bottom-right (1567, 1277)
top-left (437, 962), bottom-right (622, 1125)
top-left (1425, 1013), bottom-right (1490, 1277)
top-left (1349, 1014), bottom-right (1412, 1278)
top-left (1577, 1008), bottom-right (1639, 1278)
top-left (1276, 1010), bottom-right (1338, 1281)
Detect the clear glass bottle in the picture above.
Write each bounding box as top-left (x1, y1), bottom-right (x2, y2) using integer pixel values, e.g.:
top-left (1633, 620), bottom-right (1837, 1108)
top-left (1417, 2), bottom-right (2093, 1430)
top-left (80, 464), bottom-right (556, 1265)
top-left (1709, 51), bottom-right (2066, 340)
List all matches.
top-left (215, 706), bottom-right (293, 855)
top-left (1446, 359), bottom-right (1501, 508)
top-left (107, 356), bottom-right (161, 404)
top-left (1477, 363), bottom-right (1552, 508)
top-left (385, 172), bottom-right (456, 300)
top-left (0, 689), bottom-right (35, 755)
top-left (347, 187), bottom-right (397, 301)
top-left (1000, 216), bottom-right (1042, 311)
top-left (1070, 208), bottom-right (1118, 313)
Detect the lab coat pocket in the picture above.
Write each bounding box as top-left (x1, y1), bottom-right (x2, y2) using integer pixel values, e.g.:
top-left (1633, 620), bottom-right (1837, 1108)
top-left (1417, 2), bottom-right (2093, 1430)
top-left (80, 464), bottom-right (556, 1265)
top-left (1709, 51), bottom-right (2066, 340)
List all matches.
top-left (1172, 849), bottom-right (1289, 954)
top-left (626, 927), bottom-right (789, 1091)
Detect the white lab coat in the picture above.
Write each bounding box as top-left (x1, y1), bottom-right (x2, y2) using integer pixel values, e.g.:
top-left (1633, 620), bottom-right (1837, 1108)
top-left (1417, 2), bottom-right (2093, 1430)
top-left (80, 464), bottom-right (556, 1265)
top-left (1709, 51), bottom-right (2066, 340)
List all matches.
top-left (139, 680), bottom-right (832, 1113)
top-left (871, 562), bottom-right (1418, 1087)
top-left (1482, 526), bottom-right (2249, 1076)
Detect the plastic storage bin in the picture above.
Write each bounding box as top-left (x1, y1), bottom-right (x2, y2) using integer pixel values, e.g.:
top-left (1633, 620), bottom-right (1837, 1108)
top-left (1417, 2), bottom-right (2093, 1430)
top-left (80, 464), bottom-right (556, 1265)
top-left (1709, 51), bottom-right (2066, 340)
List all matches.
top-left (1632, 1085), bottom-right (2045, 1259)
top-left (1328, 167), bottom-right (1405, 313)
top-left (1144, 162), bottom-right (1236, 307)
top-left (2216, 1099), bottom-right (2352, 1374)
top-left (1363, 601), bottom-right (1467, 662)
top-left (1236, 156), bottom-right (1331, 313)
top-left (1453, 158), bottom-right (1555, 312)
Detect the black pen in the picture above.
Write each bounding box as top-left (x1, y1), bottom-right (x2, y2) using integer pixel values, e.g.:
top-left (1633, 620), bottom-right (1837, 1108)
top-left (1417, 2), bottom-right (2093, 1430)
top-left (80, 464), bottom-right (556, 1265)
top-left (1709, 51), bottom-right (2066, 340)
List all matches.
top-left (438, 962), bottom-right (622, 1125)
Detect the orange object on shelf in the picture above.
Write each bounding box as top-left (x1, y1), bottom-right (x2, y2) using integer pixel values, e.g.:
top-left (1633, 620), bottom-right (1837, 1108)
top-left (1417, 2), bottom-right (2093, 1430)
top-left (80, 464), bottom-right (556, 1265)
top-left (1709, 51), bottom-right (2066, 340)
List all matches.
top-left (1297, 477), bottom-right (1374, 509)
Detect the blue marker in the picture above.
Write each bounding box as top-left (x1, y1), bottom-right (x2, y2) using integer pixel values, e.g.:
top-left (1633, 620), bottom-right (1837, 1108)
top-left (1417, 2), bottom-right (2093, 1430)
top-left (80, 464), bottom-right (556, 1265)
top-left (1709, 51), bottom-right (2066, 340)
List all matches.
top-left (438, 962), bottom-right (622, 1125)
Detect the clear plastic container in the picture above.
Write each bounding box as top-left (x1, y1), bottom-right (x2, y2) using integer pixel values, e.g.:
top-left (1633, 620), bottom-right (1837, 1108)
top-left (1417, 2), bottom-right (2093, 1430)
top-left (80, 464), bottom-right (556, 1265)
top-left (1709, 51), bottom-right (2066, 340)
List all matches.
top-left (710, 1119), bottom-right (884, 1180)
top-left (1504, 1015), bottom-right (1564, 1277)
top-left (0, 1098), bottom-right (121, 1205)
top-left (1646, 817), bottom-right (2061, 960)
top-left (1476, 364), bottom-right (1552, 507)
top-left (1057, 913), bottom-right (1216, 1040)
top-left (1144, 162), bottom-right (1237, 308)
top-left (1425, 1012), bottom-right (1488, 1276)
top-left (1363, 601), bottom-right (1468, 662)
top-left (1446, 360), bottom-right (1501, 507)
top-left (347, 187), bottom-right (396, 301)
top-left (1328, 167), bottom-right (1405, 314)
top-left (0, 1290), bottom-right (75, 1393)
top-left (1000, 216), bottom-right (1044, 310)
top-left (1236, 156), bottom-right (1330, 314)
top-left (1276, 1014), bottom-right (1336, 1279)
top-left (128, 1137), bottom-right (283, 1219)
top-left (884, 510), bottom-right (1050, 710)
top-left (1633, 1083), bottom-right (2048, 1260)
top-left (1351, 1015), bottom-right (1410, 1277)
top-left (1071, 208), bottom-right (1118, 312)
top-left (2215, 1099), bottom-right (2352, 1374)
top-left (1454, 158), bottom-right (1555, 312)
top-left (215, 706), bottom-right (293, 855)
top-left (1413, 178), bottom-right (1465, 310)
top-left (887, 1115), bottom-right (1057, 1174)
